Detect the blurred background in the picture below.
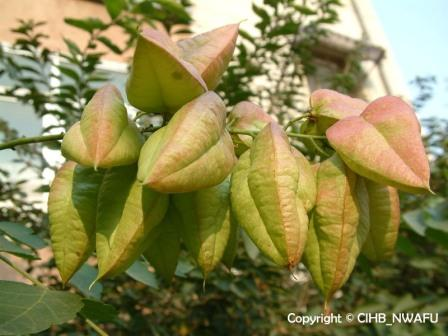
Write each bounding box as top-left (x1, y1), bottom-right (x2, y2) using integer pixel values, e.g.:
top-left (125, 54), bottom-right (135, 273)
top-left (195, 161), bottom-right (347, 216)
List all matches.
top-left (0, 0), bottom-right (446, 335)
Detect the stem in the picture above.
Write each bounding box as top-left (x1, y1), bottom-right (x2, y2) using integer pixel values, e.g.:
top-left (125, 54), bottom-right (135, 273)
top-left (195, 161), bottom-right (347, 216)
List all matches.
top-left (286, 132), bottom-right (327, 140)
top-left (85, 318), bottom-right (109, 336)
top-left (0, 133), bottom-right (64, 151)
top-left (228, 129), bottom-right (257, 138)
top-left (0, 254), bottom-right (45, 287)
top-left (284, 114), bottom-right (309, 131)
top-left (310, 137), bottom-right (330, 157)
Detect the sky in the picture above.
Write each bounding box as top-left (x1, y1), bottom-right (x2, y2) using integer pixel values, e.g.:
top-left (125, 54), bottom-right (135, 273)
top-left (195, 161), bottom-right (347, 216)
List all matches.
top-left (371, 0), bottom-right (448, 119)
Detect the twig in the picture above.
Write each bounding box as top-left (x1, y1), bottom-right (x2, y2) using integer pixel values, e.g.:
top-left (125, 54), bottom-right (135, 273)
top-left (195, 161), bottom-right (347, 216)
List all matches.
top-left (0, 254), bottom-right (45, 287)
top-left (0, 133), bottom-right (64, 151)
top-left (286, 132), bottom-right (327, 140)
top-left (85, 318), bottom-right (109, 336)
top-left (284, 113), bottom-right (310, 131)
top-left (228, 129), bottom-right (257, 138)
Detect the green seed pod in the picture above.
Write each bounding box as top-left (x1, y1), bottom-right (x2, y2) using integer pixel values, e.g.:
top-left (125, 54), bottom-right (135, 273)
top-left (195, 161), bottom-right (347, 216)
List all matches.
top-left (231, 123), bottom-right (308, 268)
top-left (304, 154), bottom-right (369, 307)
top-left (362, 181), bottom-right (400, 262)
top-left (221, 216), bottom-right (239, 269)
top-left (310, 89), bottom-right (367, 134)
top-left (327, 96), bottom-right (430, 193)
top-left (293, 148), bottom-right (317, 212)
top-left (126, 28), bottom-right (207, 114)
top-left (143, 204), bottom-right (181, 282)
top-left (138, 92), bottom-right (236, 193)
top-left (172, 177), bottom-right (232, 277)
top-left (61, 85), bottom-right (143, 169)
top-left (227, 101), bottom-right (274, 156)
top-left (96, 165), bottom-right (168, 280)
top-left (178, 24), bottom-right (239, 90)
top-left (48, 161), bottom-right (104, 284)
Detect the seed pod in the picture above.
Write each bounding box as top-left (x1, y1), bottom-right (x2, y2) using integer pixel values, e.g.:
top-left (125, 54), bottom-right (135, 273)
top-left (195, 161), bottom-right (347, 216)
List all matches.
top-left (178, 24), bottom-right (239, 89)
top-left (293, 149), bottom-right (317, 212)
top-left (362, 181), bottom-right (400, 262)
top-left (231, 123), bottom-right (308, 267)
top-left (304, 154), bottom-right (369, 306)
top-left (172, 177), bottom-right (232, 277)
top-left (221, 216), bottom-right (239, 269)
top-left (310, 89), bottom-right (367, 133)
top-left (227, 101), bottom-right (274, 155)
top-left (48, 161), bottom-right (104, 284)
top-left (96, 165), bottom-right (168, 279)
top-left (138, 92), bottom-right (236, 193)
top-left (143, 204), bottom-right (181, 282)
top-left (126, 28), bottom-right (207, 114)
top-left (327, 96), bottom-right (430, 193)
top-left (61, 85), bottom-right (143, 169)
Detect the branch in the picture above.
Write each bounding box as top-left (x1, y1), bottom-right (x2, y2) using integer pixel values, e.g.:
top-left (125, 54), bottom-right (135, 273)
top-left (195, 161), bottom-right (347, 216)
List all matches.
top-left (0, 254), bottom-right (45, 287)
top-left (284, 114), bottom-right (310, 131)
top-left (0, 133), bottom-right (64, 151)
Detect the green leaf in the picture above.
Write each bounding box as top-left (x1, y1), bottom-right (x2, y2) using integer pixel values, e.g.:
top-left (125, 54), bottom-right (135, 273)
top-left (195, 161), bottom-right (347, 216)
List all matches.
top-left (154, 0), bottom-right (191, 21)
top-left (174, 259), bottom-right (196, 278)
top-left (241, 229), bottom-right (259, 261)
top-left (79, 299), bottom-right (117, 323)
top-left (0, 236), bottom-right (38, 260)
top-left (64, 18), bottom-right (108, 33)
top-left (69, 264), bottom-right (103, 299)
top-left (0, 281), bottom-right (83, 335)
top-left (403, 209), bottom-right (426, 236)
top-left (0, 221), bottom-right (46, 249)
top-left (97, 36), bottom-right (122, 54)
top-left (104, 0), bottom-right (126, 19)
top-left (126, 260), bottom-right (159, 289)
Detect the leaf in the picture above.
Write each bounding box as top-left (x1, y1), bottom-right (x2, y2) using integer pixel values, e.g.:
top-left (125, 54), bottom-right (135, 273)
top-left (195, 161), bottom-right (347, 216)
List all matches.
top-left (326, 96), bottom-right (430, 193)
top-left (154, 0), bottom-right (191, 21)
top-left (227, 101), bottom-right (274, 155)
top-left (241, 229), bottom-right (259, 261)
top-left (96, 165), bottom-right (168, 279)
top-left (126, 27), bottom-right (206, 114)
top-left (138, 92), bottom-right (236, 193)
top-left (61, 84), bottom-right (143, 169)
top-left (69, 264), bottom-right (103, 299)
top-left (0, 221), bottom-right (46, 249)
top-left (310, 89), bottom-right (367, 133)
top-left (48, 161), bottom-right (104, 283)
top-left (97, 36), bottom-right (122, 54)
top-left (231, 123), bottom-right (308, 267)
top-left (0, 281), bottom-right (83, 335)
top-left (403, 209), bottom-right (426, 236)
top-left (143, 205), bottom-right (181, 282)
top-left (126, 260), bottom-right (159, 289)
top-left (0, 235), bottom-right (38, 260)
top-left (79, 299), bottom-right (118, 323)
top-left (173, 177), bottom-right (232, 277)
top-left (104, 0), bottom-right (126, 19)
top-left (303, 154), bottom-right (365, 305)
top-left (362, 181), bottom-right (400, 262)
top-left (178, 24), bottom-right (239, 89)
top-left (64, 18), bottom-right (107, 33)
